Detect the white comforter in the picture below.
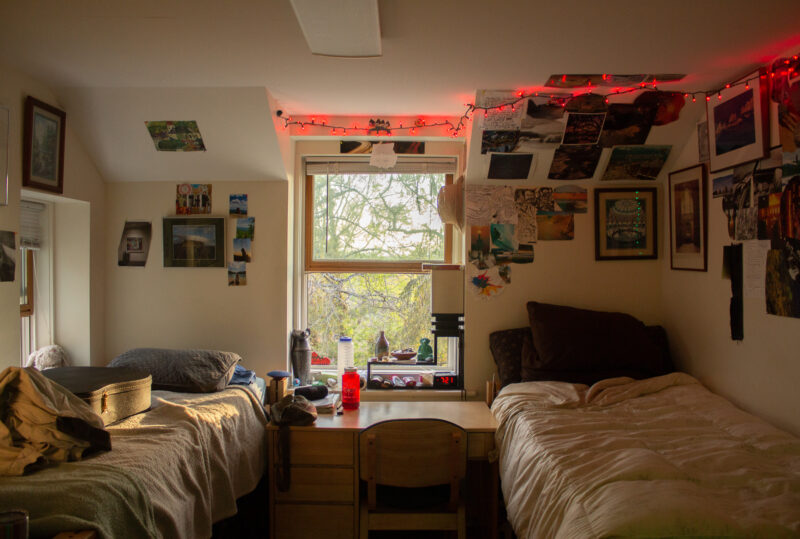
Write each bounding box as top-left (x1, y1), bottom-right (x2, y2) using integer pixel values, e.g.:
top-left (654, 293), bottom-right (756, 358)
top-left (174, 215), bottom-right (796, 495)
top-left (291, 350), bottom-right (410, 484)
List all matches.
top-left (492, 373), bottom-right (800, 538)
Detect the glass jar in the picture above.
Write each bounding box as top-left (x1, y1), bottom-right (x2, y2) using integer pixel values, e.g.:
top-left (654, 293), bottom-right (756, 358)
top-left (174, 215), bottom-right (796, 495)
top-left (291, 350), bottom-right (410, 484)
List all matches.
top-left (342, 366), bottom-right (360, 410)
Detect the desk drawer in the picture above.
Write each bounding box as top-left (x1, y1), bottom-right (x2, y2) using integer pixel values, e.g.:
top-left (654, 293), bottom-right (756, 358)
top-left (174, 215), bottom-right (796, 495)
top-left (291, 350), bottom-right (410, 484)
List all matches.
top-left (274, 466), bottom-right (354, 503)
top-left (274, 504), bottom-right (354, 539)
top-left (275, 430), bottom-right (354, 466)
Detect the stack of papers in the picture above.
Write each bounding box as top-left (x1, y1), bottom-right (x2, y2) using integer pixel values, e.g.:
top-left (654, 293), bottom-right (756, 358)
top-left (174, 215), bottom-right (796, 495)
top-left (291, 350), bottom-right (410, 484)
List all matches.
top-left (311, 392), bottom-right (341, 414)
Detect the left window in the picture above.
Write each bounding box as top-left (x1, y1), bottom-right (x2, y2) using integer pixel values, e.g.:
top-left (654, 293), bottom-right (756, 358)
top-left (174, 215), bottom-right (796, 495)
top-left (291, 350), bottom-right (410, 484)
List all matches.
top-left (19, 199), bottom-right (47, 364)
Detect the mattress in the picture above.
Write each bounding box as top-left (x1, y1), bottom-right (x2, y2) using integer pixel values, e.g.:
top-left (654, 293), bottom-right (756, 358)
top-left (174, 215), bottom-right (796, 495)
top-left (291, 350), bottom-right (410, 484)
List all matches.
top-left (0, 384), bottom-right (269, 539)
top-left (492, 373), bottom-right (800, 538)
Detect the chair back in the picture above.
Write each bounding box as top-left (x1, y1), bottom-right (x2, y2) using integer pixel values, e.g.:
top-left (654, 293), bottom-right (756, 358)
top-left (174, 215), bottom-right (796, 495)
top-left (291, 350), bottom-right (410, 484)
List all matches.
top-left (359, 419), bottom-right (467, 510)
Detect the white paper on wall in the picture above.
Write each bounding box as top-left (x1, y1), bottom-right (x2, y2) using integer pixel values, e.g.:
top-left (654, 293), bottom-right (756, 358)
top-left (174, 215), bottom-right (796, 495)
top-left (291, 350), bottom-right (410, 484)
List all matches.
top-left (477, 90), bottom-right (523, 131)
top-left (743, 240), bottom-right (770, 299)
top-left (465, 185), bottom-right (517, 224)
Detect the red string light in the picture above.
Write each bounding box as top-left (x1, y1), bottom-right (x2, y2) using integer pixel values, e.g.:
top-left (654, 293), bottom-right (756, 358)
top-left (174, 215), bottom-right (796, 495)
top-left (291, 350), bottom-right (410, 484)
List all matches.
top-left (273, 67), bottom-right (772, 136)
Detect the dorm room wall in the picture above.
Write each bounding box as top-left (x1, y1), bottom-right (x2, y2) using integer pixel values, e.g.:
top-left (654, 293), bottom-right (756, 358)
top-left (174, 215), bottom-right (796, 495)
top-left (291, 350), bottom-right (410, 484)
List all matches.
top-left (0, 62), bottom-right (106, 370)
top-left (660, 105), bottom-right (800, 436)
top-left (462, 100), bottom-right (705, 399)
top-left (103, 180), bottom-right (289, 377)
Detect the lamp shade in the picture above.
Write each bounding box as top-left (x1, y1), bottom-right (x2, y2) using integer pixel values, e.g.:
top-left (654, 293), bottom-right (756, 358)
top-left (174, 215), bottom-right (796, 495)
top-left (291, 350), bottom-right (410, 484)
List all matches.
top-left (429, 265), bottom-right (464, 315)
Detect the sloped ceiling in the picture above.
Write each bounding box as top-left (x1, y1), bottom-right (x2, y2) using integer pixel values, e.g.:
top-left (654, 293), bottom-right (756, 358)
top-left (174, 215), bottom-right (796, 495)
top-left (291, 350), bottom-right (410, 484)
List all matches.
top-left (1, 0), bottom-right (799, 182)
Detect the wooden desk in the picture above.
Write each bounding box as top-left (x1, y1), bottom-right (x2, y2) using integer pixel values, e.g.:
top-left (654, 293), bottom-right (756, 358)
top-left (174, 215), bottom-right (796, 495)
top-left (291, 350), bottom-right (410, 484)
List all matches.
top-left (267, 401), bottom-right (498, 539)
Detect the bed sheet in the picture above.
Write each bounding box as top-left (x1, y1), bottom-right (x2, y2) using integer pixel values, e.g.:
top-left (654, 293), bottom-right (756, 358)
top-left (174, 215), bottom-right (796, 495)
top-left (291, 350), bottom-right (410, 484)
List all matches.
top-left (492, 373), bottom-right (800, 538)
top-left (0, 385), bottom-right (268, 539)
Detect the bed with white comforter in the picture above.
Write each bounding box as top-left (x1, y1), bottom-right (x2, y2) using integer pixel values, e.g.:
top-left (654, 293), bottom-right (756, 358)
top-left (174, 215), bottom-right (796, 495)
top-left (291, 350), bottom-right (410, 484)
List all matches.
top-left (492, 372), bottom-right (800, 538)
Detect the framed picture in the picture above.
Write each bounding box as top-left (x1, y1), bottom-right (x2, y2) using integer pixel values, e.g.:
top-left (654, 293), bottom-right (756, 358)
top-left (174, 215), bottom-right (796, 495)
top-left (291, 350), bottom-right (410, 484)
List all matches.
top-left (22, 96), bottom-right (66, 194)
top-left (707, 69), bottom-right (769, 173)
top-left (126, 237), bottom-right (143, 253)
top-left (594, 188), bottom-right (657, 260)
top-left (669, 165), bottom-right (708, 271)
top-left (163, 217), bottom-right (225, 268)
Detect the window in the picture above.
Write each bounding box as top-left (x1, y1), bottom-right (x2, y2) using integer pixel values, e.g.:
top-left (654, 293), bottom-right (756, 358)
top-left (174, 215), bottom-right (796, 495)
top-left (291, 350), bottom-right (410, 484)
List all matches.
top-left (19, 199), bottom-right (49, 364)
top-left (303, 157), bottom-right (456, 374)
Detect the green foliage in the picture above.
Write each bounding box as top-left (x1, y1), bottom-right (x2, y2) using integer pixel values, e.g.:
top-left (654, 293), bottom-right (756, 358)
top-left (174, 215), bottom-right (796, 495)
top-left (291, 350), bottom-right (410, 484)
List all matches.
top-left (306, 273), bottom-right (432, 366)
top-left (312, 173), bottom-right (445, 262)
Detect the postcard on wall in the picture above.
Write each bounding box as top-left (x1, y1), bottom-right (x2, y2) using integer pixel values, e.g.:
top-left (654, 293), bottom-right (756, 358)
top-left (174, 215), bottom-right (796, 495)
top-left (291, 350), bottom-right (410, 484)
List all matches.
top-left (145, 121), bottom-right (206, 152)
top-left (487, 153), bottom-right (533, 180)
top-left (176, 183), bottom-right (212, 214)
top-left (465, 185), bottom-right (517, 224)
top-left (233, 238), bottom-right (251, 262)
top-left (236, 217), bottom-right (255, 240)
top-left (562, 113), bottom-right (605, 145)
top-left (230, 194), bottom-right (248, 216)
top-left (228, 261), bottom-right (247, 286)
top-left (490, 223), bottom-right (517, 254)
top-left (0, 230), bottom-right (15, 282)
top-left (481, 130), bottom-right (519, 154)
top-left (117, 221), bottom-right (152, 267)
top-left (598, 104), bottom-right (653, 147)
top-left (766, 238), bottom-right (800, 318)
top-left (519, 97), bottom-right (566, 143)
top-left (513, 190), bottom-right (538, 244)
top-left (536, 214), bottom-right (574, 241)
top-left (601, 145), bottom-right (671, 181)
top-left (548, 144), bottom-right (602, 180)
top-left (553, 185), bottom-right (588, 213)
top-left (477, 90), bottom-right (523, 130)
top-left (565, 94), bottom-right (608, 114)
top-left (633, 91), bottom-right (685, 126)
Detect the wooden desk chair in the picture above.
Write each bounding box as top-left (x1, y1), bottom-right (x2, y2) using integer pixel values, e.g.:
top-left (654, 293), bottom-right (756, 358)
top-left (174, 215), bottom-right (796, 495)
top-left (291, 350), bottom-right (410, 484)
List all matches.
top-left (358, 419), bottom-right (467, 539)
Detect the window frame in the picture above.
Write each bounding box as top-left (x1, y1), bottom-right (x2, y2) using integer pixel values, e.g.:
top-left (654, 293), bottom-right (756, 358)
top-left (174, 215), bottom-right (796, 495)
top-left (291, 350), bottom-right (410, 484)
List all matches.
top-left (303, 173), bottom-right (453, 274)
top-left (19, 248), bottom-right (34, 317)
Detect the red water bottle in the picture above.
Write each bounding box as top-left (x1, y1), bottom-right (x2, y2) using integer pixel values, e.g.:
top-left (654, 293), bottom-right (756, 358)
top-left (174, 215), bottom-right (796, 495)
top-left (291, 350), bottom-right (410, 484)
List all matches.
top-left (342, 367), bottom-right (360, 410)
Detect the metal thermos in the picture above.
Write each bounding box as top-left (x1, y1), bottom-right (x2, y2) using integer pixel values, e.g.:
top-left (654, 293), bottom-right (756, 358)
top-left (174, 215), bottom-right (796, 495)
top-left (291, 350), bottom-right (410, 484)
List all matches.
top-left (290, 328), bottom-right (312, 385)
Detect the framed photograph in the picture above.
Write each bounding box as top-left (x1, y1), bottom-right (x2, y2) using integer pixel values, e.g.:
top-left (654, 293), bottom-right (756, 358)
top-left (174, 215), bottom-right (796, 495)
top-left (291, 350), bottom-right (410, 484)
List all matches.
top-left (669, 165), bottom-right (708, 271)
top-left (707, 69), bottom-right (769, 173)
top-left (23, 96), bottom-right (66, 194)
top-left (594, 188), bottom-right (657, 260)
top-left (126, 237), bottom-right (143, 253)
top-left (163, 217), bottom-right (225, 268)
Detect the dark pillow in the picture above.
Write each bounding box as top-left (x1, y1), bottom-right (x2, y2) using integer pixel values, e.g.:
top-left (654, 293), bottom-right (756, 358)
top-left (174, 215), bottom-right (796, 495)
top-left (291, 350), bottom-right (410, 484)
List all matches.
top-left (109, 348), bottom-right (241, 393)
top-left (526, 302), bottom-right (672, 384)
top-left (489, 328), bottom-right (527, 387)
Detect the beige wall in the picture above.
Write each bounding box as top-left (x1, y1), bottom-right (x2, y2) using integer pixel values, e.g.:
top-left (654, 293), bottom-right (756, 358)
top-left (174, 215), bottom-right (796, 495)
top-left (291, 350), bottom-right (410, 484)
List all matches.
top-left (103, 181), bottom-right (289, 375)
top-left (0, 63), bottom-right (106, 369)
top-left (661, 104), bottom-right (800, 436)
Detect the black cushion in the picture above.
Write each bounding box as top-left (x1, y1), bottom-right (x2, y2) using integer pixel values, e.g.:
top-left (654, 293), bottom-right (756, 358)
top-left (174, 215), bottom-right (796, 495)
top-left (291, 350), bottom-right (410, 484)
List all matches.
top-left (526, 301), bottom-right (673, 384)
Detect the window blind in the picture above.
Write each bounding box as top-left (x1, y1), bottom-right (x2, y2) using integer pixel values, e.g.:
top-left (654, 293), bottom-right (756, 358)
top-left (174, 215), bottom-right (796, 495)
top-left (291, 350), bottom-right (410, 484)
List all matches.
top-left (305, 156), bottom-right (457, 175)
top-left (19, 200), bottom-right (45, 249)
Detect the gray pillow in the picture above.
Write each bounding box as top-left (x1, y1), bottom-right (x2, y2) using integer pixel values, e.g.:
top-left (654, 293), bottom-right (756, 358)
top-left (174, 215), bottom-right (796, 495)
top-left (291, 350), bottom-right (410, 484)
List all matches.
top-left (109, 348), bottom-right (241, 393)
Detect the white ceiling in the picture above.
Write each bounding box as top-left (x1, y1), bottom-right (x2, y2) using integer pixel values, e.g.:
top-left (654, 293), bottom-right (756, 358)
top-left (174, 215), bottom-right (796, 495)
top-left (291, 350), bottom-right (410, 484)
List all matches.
top-left (1, 0), bottom-right (799, 182)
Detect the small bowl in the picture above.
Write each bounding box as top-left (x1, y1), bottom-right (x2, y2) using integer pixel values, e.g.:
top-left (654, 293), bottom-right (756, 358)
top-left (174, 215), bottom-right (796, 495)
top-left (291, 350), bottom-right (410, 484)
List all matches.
top-left (390, 350), bottom-right (417, 361)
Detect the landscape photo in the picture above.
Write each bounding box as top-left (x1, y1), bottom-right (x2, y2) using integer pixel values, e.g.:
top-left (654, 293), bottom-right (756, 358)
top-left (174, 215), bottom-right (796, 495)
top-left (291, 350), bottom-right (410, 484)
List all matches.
top-left (602, 145), bottom-right (671, 181)
top-left (172, 224), bottom-right (216, 261)
top-left (713, 89), bottom-right (756, 156)
top-left (548, 144), bottom-right (602, 180)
